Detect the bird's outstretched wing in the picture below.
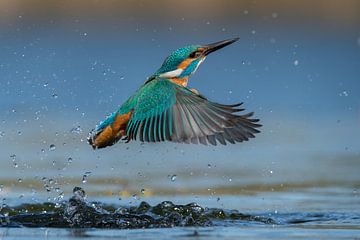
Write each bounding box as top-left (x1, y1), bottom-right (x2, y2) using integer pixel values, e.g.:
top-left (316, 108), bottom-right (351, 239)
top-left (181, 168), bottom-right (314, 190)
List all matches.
top-left (126, 78), bottom-right (261, 145)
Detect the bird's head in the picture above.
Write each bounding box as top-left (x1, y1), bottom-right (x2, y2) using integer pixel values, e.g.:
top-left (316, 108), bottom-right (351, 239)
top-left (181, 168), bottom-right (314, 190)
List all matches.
top-left (154, 37), bottom-right (239, 84)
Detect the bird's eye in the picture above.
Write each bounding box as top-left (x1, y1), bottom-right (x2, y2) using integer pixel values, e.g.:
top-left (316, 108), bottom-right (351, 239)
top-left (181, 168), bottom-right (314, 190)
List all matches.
top-left (189, 52), bottom-right (196, 58)
top-left (189, 51), bottom-right (201, 58)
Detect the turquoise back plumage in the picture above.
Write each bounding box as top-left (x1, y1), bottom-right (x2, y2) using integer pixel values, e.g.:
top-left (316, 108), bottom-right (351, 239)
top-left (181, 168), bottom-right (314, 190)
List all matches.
top-left (94, 79), bottom-right (175, 133)
top-left (126, 79), bottom-right (176, 141)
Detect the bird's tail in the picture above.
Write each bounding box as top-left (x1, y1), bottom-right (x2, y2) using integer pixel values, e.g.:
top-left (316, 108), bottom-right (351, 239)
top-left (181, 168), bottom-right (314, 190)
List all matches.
top-left (88, 111), bottom-right (132, 149)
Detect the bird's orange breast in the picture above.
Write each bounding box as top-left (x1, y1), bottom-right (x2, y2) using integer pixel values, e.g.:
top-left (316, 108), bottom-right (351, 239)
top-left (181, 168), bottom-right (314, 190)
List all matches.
top-left (113, 111), bottom-right (132, 132)
top-left (169, 77), bottom-right (189, 87)
top-left (92, 111), bottom-right (132, 148)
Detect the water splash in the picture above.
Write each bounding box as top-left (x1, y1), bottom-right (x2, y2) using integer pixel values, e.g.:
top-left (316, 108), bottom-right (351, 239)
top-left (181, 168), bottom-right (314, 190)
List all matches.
top-left (82, 172), bottom-right (92, 183)
top-left (169, 175), bottom-right (177, 182)
top-left (49, 144), bottom-right (56, 151)
top-left (0, 187), bottom-right (275, 228)
top-left (70, 126), bottom-right (82, 134)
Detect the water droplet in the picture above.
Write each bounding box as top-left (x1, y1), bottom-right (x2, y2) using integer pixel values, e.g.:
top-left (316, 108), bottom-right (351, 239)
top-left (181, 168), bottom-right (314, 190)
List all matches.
top-left (0, 184), bottom-right (3, 192)
top-left (339, 90), bottom-right (349, 97)
top-left (132, 194), bottom-right (138, 200)
top-left (43, 82), bottom-right (49, 87)
top-left (269, 170), bottom-right (273, 174)
top-left (73, 186), bottom-right (86, 200)
top-left (58, 191), bottom-right (64, 200)
top-left (67, 157), bottom-right (73, 163)
top-left (293, 60), bottom-right (299, 66)
top-left (82, 171), bottom-right (92, 183)
top-left (217, 197), bottom-right (220, 202)
top-left (81, 177), bottom-right (87, 183)
top-left (52, 93), bottom-right (58, 99)
top-left (70, 126), bottom-right (82, 134)
top-left (18, 178), bottom-right (22, 183)
top-left (10, 154), bottom-right (16, 161)
top-left (170, 174), bottom-right (177, 182)
top-left (49, 144), bottom-right (56, 151)
top-left (207, 164), bottom-right (212, 168)
top-left (13, 162), bottom-right (18, 168)
top-left (228, 178), bottom-right (232, 182)
top-left (0, 131), bottom-right (5, 137)
top-left (44, 184), bottom-right (51, 192)
top-left (141, 189), bottom-right (145, 194)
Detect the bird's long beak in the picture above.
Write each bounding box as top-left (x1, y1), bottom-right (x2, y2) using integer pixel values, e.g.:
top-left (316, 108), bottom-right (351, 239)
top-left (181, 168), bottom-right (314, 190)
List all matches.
top-left (203, 37), bottom-right (239, 56)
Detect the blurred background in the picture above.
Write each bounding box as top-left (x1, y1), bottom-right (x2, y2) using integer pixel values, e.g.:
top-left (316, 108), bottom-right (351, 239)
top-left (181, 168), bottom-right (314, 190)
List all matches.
top-left (0, 0), bottom-right (359, 210)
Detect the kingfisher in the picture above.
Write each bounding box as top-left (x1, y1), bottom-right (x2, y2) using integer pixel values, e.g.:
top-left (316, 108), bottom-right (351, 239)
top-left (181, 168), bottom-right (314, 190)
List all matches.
top-left (88, 37), bottom-right (261, 149)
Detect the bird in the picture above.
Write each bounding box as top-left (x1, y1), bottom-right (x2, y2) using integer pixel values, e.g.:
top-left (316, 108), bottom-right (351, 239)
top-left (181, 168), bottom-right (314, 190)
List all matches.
top-left (88, 37), bottom-right (261, 149)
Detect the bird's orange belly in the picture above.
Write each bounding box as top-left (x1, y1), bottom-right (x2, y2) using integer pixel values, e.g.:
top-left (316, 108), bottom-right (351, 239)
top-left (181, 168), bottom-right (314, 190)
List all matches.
top-left (170, 77), bottom-right (188, 87)
top-left (93, 111), bottom-right (132, 148)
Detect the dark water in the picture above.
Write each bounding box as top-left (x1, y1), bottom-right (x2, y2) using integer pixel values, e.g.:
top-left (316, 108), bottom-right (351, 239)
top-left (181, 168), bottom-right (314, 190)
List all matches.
top-left (1, 187), bottom-right (274, 229)
top-left (1, 187), bottom-right (360, 239)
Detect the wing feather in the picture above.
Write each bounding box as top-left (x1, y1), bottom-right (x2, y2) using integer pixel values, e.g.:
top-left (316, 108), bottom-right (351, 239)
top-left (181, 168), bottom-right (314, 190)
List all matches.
top-left (126, 77), bottom-right (261, 145)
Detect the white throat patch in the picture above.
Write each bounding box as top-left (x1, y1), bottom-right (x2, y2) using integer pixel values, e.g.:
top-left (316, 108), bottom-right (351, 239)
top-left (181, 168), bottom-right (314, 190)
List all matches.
top-left (159, 68), bottom-right (183, 78)
top-left (192, 57), bottom-right (206, 75)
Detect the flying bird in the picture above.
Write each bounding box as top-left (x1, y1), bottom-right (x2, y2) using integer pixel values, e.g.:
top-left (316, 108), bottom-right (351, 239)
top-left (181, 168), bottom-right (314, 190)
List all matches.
top-left (88, 38), bottom-right (261, 149)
